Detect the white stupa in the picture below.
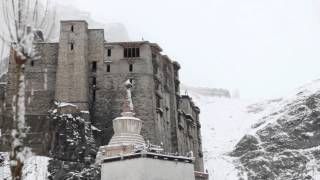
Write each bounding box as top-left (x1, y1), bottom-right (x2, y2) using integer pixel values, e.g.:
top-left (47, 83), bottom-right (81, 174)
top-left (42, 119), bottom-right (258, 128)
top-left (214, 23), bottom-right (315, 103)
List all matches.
top-left (97, 80), bottom-right (198, 180)
top-left (96, 80), bottom-right (145, 162)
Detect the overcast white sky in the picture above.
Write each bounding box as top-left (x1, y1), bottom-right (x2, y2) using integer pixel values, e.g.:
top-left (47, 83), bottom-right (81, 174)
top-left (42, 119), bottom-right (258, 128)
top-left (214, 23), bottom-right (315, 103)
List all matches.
top-left (59, 0), bottom-right (320, 99)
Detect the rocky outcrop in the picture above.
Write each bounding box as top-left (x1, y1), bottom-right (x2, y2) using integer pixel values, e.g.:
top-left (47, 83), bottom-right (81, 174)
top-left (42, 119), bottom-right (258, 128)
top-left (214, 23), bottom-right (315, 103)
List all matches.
top-left (48, 160), bottom-right (100, 180)
top-left (231, 80), bottom-right (320, 180)
top-left (48, 106), bottom-right (99, 180)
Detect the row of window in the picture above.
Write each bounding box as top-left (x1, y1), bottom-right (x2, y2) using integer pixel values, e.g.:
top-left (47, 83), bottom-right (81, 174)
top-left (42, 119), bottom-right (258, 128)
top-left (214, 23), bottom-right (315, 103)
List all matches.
top-left (30, 60), bottom-right (134, 73)
top-left (69, 45), bottom-right (140, 57)
top-left (91, 62), bottom-right (134, 73)
top-left (124, 48), bottom-right (140, 58)
top-left (69, 43), bottom-right (140, 59)
top-left (107, 48), bottom-right (140, 58)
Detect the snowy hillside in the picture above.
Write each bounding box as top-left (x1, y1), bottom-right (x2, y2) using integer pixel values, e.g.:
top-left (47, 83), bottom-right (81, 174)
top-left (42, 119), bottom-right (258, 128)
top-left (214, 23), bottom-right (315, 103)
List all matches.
top-left (181, 86), bottom-right (284, 180)
top-left (184, 79), bottom-right (320, 180)
top-left (230, 79), bottom-right (320, 179)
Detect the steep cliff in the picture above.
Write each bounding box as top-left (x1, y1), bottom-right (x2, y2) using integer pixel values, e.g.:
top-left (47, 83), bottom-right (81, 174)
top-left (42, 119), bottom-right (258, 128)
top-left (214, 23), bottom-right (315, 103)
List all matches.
top-left (47, 105), bottom-right (100, 180)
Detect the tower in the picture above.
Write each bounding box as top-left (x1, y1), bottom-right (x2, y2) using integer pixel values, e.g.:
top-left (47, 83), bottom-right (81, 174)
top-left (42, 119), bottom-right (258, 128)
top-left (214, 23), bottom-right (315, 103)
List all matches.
top-left (55, 21), bottom-right (89, 111)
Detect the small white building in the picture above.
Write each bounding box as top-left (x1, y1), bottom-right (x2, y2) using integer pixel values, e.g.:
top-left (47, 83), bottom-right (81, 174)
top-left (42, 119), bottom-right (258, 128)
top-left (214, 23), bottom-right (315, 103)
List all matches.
top-left (101, 152), bottom-right (195, 180)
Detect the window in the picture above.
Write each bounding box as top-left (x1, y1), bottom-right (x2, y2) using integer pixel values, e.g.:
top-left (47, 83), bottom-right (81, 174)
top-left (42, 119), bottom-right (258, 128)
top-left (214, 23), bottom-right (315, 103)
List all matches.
top-left (155, 82), bottom-right (160, 90)
top-left (129, 64), bottom-right (133, 72)
top-left (156, 96), bottom-right (161, 108)
top-left (92, 77), bottom-right (96, 85)
top-left (93, 90), bottom-right (96, 102)
top-left (106, 64), bottom-right (111, 72)
top-left (70, 43), bottom-right (74, 50)
top-left (152, 58), bottom-right (158, 74)
top-left (31, 61), bottom-right (34, 66)
top-left (107, 49), bottom-right (111, 57)
top-left (124, 48), bottom-right (128, 57)
top-left (124, 47), bottom-right (140, 58)
top-left (92, 77), bottom-right (96, 102)
top-left (128, 48), bottom-right (132, 57)
top-left (71, 25), bottom-right (74, 32)
top-left (92, 62), bottom-right (97, 72)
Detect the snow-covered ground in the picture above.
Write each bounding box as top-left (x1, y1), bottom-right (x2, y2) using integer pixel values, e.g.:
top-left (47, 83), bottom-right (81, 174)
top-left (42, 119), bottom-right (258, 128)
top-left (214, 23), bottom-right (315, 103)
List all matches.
top-left (0, 153), bottom-right (50, 180)
top-left (198, 97), bottom-right (257, 179)
top-left (183, 88), bottom-right (281, 180)
top-left (199, 98), bottom-right (253, 180)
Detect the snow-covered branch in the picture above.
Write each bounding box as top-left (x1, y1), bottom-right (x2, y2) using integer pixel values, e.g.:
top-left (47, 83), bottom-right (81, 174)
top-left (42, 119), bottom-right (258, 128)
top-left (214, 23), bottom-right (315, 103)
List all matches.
top-left (0, 0), bottom-right (56, 179)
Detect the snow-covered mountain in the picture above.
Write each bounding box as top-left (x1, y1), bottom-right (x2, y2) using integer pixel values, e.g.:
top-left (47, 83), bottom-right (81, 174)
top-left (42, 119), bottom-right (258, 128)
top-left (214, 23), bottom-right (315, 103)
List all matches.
top-left (230, 79), bottom-right (320, 179)
top-left (185, 79), bottom-right (320, 180)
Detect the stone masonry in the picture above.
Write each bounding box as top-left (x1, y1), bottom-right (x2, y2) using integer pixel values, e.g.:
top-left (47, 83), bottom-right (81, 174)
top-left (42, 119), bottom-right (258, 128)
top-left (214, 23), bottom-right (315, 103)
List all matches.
top-left (0, 20), bottom-right (205, 172)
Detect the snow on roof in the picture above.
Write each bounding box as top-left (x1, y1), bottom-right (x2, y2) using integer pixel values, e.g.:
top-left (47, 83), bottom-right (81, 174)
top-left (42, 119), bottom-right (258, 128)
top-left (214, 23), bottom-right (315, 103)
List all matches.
top-left (91, 125), bottom-right (101, 132)
top-left (55, 101), bottom-right (77, 108)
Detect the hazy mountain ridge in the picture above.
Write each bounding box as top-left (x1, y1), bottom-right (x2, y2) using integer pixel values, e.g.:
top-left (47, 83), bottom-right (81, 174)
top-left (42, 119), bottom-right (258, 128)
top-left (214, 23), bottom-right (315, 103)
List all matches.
top-left (53, 4), bottom-right (130, 42)
top-left (181, 84), bottom-right (231, 99)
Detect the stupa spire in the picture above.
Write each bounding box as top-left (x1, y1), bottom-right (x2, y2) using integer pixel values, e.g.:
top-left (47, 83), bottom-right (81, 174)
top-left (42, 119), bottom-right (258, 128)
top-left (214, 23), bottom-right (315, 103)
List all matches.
top-left (122, 80), bottom-right (134, 113)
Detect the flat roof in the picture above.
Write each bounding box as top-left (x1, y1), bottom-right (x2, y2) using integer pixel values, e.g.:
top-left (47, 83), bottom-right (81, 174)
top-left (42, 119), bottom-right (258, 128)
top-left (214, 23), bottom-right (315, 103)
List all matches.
top-left (60, 20), bottom-right (88, 24)
top-left (102, 152), bottom-right (194, 164)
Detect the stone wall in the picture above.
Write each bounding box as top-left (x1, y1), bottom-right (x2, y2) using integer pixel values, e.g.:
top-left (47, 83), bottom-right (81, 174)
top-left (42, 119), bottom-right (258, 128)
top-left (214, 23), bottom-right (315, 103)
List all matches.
top-left (0, 81), bottom-right (6, 141)
top-left (93, 42), bottom-right (158, 147)
top-left (151, 53), bottom-right (178, 153)
top-left (177, 95), bottom-right (204, 172)
top-left (0, 43), bottom-right (59, 154)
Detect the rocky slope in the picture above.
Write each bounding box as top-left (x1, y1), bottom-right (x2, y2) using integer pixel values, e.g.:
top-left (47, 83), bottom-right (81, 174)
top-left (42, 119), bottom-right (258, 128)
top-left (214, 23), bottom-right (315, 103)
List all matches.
top-left (230, 80), bottom-right (320, 179)
top-left (183, 82), bottom-right (320, 180)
